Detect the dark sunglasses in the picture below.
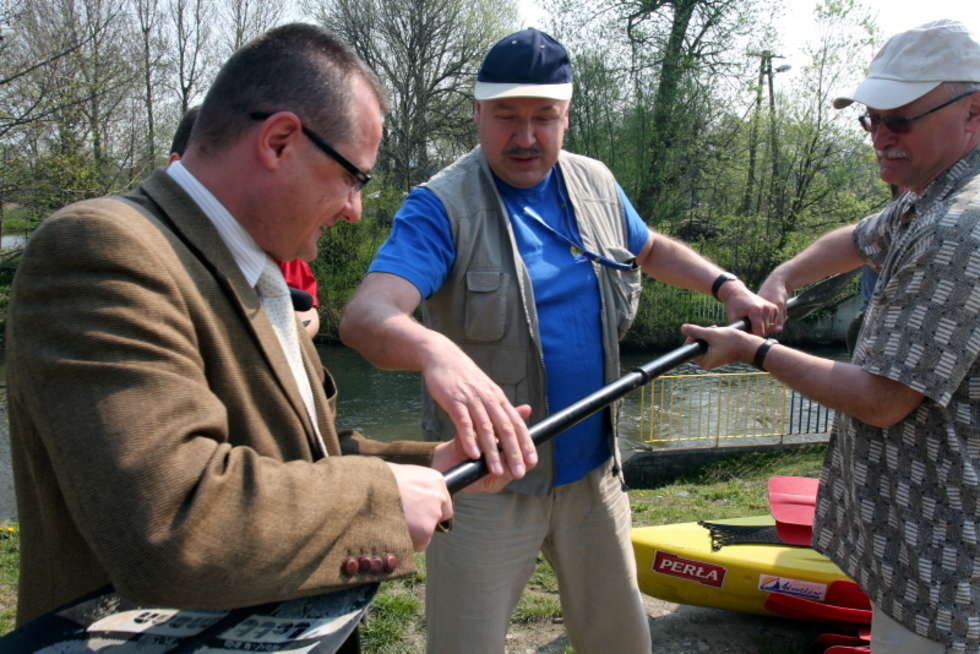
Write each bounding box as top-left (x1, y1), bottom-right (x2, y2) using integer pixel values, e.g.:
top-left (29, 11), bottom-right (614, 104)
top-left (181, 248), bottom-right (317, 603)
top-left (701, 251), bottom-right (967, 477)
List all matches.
top-left (858, 91), bottom-right (976, 134)
top-left (249, 112), bottom-right (371, 193)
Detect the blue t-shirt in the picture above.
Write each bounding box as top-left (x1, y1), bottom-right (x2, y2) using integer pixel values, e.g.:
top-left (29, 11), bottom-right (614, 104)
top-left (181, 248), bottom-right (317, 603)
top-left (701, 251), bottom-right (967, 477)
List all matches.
top-left (370, 166), bottom-right (649, 486)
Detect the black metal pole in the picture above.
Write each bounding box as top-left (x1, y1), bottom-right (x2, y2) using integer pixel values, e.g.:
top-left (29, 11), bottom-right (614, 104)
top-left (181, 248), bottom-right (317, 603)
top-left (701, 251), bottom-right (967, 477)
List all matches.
top-left (444, 318), bottom-right (751, 493)
top-left (442, 266), bottom-right (863, 494)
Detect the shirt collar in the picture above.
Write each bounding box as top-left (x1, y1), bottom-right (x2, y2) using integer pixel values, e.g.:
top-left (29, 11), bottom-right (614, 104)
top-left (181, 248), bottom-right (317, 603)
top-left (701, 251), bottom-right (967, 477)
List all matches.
top-left (166, 160), bottom-right (271, 286)
top-left (910, 146), bottom-right (980, 214)
top-left (492, 165), bottom-right (557, 203)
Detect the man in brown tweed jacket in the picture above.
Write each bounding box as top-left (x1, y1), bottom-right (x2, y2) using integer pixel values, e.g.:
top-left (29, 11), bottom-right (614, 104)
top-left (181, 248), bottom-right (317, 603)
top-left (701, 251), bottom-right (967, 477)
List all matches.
top-left (5, 23), bottom-right (521, 644)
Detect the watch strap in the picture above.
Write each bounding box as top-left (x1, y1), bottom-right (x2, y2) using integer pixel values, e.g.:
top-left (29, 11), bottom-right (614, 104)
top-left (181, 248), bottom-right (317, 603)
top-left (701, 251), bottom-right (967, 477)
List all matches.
top-left (711, 273), bottom-right (737, 300)
top-left (753, 338), bottom-right (778, 371)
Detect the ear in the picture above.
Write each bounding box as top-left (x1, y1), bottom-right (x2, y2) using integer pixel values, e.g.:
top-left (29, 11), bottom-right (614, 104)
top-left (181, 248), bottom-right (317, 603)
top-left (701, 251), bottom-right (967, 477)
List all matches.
top-left (472, 101), bottom-right (482, 126)
top-left (254, 112), bottom-right (304, 170)
top-left (964, 92), bottom-right (980, 125)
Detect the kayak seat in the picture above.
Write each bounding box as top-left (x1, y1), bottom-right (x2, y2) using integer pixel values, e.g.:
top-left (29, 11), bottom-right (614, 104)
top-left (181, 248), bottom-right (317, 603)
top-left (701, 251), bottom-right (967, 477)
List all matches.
top-left (768, 476), bottom-right (819, 546)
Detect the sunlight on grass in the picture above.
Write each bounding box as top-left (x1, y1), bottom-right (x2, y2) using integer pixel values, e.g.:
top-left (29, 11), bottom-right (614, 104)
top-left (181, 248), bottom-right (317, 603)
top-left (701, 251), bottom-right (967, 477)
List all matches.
top-left (512, 592), bottom-right (562, 624)
top-left (360, 584), bottom-right (422, 653)
top-left (629, 445), bottom-right (825, 528)
top-left (528, 555), bottom-right (559, 594)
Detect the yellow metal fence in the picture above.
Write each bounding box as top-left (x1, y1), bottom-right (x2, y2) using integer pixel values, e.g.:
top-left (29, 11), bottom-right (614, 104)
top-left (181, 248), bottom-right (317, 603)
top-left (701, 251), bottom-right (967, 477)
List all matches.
top-left (637, 371), bottom-right (834, 447)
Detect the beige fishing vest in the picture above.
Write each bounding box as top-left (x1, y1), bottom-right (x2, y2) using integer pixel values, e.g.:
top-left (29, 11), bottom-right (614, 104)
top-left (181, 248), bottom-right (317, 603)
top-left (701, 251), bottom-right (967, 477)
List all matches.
top-left (421, 147), bottom-right (642, 495)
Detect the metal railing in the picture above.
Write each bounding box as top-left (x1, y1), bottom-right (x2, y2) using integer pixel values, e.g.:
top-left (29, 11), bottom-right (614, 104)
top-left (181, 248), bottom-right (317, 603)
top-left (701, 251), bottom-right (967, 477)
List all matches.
top-left (637, 371), bottom-right (835, 447)
top-left (636, 285), bottom-right (726, 327)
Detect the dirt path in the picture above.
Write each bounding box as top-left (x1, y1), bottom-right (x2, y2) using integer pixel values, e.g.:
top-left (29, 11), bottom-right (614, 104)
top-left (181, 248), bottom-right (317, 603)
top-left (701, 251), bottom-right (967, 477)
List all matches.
top-left (503, 595), bottom-right (821, 653)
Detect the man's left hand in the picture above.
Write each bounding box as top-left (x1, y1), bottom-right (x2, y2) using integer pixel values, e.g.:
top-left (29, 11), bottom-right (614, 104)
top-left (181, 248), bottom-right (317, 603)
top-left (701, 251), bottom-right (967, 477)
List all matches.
top-left (717, 280), bottom-right (779, 336)
top-left (430, 404), bottom-right (534, 493)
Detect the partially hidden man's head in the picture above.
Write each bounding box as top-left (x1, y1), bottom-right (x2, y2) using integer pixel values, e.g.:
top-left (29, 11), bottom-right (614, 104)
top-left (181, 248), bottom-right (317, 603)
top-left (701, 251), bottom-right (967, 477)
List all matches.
top-left (168, 104), bottom-right (200, 162)
top-left (188, 24), bottom-right (390, 262)
top-left (833, 19), bottom-right (980, 193)
top-left (474, 28), bottom-right (573, 189)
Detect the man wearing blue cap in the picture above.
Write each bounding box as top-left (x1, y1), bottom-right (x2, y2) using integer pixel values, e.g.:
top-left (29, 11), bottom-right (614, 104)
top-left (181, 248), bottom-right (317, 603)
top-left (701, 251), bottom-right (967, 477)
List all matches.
top-left (683, 20), bottom-right (980, 653)
top-left (341, 28), bottom-right (775, 652)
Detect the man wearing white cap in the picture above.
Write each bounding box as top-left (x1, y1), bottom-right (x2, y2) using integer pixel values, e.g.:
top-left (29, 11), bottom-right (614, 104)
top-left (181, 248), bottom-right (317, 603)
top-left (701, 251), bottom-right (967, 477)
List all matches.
top-left (341, 27), bottom-right (776, 653)
top-left (682, 19), bottom-right (980, 653)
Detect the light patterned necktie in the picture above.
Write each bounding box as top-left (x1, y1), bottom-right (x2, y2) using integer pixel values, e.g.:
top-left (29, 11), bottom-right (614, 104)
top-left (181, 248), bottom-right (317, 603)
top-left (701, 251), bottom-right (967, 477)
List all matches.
top-left (255, 259), bottom-right (327, 456)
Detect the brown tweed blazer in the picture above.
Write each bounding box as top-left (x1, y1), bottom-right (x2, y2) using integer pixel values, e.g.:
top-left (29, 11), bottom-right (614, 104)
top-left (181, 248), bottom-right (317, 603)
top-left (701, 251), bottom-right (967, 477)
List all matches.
top-left (6, 168), bottom-right (435, 624)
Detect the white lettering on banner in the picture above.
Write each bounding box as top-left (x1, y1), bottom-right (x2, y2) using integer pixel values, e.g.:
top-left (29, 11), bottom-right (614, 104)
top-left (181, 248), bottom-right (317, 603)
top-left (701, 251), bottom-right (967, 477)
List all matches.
top-left (758, 575), bottom-right (828, 601)
top-left (89, 609), bottom-right (225, 637)
top-left (652, 550), bottom-right (727, 587)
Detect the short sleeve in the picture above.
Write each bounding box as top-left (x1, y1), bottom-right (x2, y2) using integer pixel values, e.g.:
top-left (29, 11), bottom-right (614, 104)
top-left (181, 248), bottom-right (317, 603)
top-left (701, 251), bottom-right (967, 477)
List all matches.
top-left (857, 218), bottom-right (980, 406)
top-left (853, 201), bottom-right (912, 267)
top-left (617, 185), bottom-right (650, 255)
top-left (368, 187), bottom-right (456, 299)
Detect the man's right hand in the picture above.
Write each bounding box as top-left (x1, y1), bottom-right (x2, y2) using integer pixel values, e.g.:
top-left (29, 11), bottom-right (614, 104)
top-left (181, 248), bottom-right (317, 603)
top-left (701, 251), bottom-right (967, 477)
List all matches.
top-left (757, 272), bottom-right (792, 332)
top-left (430, 404), bottom-right (534, 493)
top-left (756, 224), bottom-right (864, 332)
top-left (386, 462), bottom-right (453, 551)
top-left (422, 339), bottom-right (537, 479)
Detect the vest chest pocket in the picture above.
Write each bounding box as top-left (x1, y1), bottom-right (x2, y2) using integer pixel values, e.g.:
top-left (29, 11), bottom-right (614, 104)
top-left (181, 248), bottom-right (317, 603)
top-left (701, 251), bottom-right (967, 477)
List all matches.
top-left (464, 270), bottom-right (508, 342)
top-left (602, 246), bottom-right (642, 338)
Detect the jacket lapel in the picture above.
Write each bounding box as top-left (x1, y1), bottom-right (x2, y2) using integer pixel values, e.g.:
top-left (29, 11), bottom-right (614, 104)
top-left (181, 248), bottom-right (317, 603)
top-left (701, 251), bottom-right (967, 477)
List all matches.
top-left (137, 169), bottom-right (321, 451)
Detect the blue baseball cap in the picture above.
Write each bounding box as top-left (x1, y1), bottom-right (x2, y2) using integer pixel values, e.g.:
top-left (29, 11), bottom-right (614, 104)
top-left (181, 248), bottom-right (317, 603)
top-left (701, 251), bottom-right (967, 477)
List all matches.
top-left (474, 28), bottom-right (573, 101)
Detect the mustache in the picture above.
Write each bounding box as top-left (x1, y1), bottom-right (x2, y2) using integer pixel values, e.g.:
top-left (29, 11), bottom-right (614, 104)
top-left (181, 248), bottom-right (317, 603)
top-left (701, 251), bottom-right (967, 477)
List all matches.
top-left (503, 146), bottom-right (541, 157)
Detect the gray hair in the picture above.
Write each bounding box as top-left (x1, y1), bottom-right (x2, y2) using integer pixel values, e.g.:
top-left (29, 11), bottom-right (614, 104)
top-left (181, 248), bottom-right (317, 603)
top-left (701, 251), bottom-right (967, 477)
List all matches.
top-left (944, 81), bottom-right (980, 97)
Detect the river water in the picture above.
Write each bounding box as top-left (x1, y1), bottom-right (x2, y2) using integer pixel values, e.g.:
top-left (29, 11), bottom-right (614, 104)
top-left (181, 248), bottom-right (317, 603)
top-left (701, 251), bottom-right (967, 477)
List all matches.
top-left (0, 342), bottom-right (843, 521)
top-left (326, 343), bottom-right (684, 447)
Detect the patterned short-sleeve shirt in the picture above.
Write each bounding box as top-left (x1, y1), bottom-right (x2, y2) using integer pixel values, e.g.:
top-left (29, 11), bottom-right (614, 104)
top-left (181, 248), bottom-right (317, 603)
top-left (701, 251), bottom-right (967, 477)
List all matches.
top-left (814, 147), bottom-right (980, 653)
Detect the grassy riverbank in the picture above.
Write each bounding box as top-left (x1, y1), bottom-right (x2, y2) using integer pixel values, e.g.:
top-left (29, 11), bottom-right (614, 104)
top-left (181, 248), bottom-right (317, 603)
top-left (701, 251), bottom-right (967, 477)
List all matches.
top-left (0, 445), bottom-right (827, 651)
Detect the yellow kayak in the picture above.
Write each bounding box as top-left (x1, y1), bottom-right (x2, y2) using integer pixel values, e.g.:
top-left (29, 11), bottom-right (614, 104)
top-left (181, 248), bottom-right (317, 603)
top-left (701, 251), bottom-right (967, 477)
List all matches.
top-left (631, 515), bottom-right (854, 616)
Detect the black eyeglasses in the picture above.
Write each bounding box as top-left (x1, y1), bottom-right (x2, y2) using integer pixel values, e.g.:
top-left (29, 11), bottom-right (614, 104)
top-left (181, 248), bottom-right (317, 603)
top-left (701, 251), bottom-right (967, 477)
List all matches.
top-left (250, 112), bottom-right (371, 193)
top-left (858, 91), bottom-right (975, 134)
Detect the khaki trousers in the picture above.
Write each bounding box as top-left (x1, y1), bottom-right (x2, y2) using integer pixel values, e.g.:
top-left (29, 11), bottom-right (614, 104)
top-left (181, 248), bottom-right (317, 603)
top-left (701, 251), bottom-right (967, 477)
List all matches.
top-left (870, 604), bottom-right (944, 654)
top-left (425, 461), bottom-right (651, 653)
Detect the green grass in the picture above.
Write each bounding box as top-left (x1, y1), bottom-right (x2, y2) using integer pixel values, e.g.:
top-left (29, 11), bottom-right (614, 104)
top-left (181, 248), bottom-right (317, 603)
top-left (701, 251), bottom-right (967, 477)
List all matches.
top-left (512, 591), bottom-right (563, 624)
top-left (527, 554), bottom-right (560, 594)
top-left (357, 553), bottom-right (426, 652)
top-left (629, 445), bottom-right (826, 528)
top-left (0, 523), bottom-right (19, 635)
top-left (0, 446), bottom-right (827, 649)
top-left (360, 585), bottom-right (423, 653)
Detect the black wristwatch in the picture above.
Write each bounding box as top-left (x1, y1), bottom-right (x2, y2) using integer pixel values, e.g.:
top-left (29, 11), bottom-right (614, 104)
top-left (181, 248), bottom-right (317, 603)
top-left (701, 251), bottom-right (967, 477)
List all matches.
top-left (711, 272), bottom-right (738, 300)
top-left (753, 338), bottom-right (779, 371)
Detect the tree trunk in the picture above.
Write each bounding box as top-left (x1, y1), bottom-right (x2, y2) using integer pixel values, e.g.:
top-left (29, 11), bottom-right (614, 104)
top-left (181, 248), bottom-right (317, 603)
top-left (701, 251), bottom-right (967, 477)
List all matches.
top-left (636, 0), bottom-right (696, 224)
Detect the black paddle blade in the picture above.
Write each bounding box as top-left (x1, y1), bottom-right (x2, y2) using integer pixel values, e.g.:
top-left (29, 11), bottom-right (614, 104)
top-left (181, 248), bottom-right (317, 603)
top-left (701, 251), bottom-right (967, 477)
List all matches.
top-left (785, 269), bottom-right (859, 322)
top-left (698, 520), bottom-right (793, 552)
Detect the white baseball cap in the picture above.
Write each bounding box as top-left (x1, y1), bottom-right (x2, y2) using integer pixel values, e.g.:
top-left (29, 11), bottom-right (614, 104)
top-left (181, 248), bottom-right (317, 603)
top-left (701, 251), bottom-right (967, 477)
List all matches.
top-left (833, 19), bottom-right (980, 110)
